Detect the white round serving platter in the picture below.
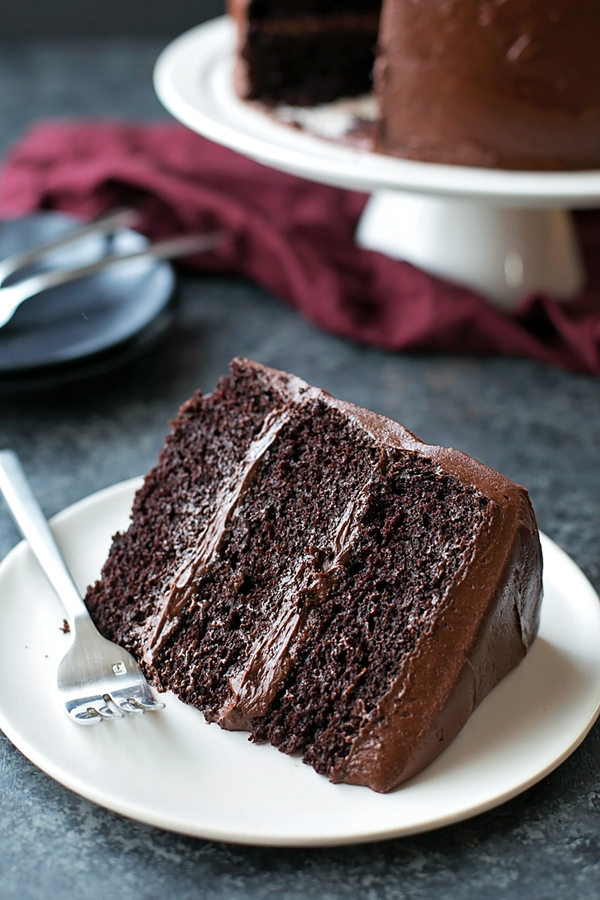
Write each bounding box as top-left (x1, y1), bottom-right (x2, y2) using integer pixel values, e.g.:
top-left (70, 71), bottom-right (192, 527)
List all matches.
top-left (153, 16), bottom-right (600, 207)
top-left (0, 476), bottom-right (599, 847)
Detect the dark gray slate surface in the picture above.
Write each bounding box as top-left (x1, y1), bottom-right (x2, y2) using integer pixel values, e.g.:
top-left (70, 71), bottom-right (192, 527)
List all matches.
top-left (1, 0), bottom-right (224, 38)
top-left (0, 39), bottom-right (599, 900)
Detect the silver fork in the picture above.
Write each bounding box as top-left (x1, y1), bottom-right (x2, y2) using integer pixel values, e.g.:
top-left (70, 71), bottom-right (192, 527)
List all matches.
top-left (0, 450), bottom-right (164, 724)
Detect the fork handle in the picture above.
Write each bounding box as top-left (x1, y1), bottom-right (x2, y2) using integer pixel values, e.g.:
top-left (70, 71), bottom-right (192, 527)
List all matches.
top-left (0, 451), bottom-right (89, 623)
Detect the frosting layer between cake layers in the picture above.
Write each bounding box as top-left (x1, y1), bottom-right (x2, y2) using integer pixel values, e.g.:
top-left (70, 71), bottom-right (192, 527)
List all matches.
top-left (85, 359), bottom-right (542, 792)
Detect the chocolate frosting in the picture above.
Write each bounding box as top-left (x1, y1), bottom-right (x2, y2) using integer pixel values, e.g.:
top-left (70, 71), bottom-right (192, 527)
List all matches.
top-left (375, 0), bottom-right (600, 169)
top-left (252, 12), bottom-right (379, 35)
top-left (211, 460), bottom-right (382, 730)
top-left (148, 360), bottom-right (542, 791)
top-left (143, 403), bottom-right (297, 664)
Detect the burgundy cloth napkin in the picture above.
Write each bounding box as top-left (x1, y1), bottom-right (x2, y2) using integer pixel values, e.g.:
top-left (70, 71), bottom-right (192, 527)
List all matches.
top-left (1, 120), bottom-right (600, 375)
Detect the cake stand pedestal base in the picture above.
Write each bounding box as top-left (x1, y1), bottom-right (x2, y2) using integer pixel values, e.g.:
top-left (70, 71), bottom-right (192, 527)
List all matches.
top-left (356, 190), bottom-right (585, 311)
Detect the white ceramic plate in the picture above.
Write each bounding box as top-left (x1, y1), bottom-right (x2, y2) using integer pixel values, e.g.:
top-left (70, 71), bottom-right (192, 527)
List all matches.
top-left (0, 477), bottom-right (599, 847)
top-left (153, 16), bottom-right (600, 206)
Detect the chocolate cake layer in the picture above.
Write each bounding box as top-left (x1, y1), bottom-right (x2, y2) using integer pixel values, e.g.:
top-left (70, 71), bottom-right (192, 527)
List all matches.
top-left (85, 359), bottom-right (542, 792)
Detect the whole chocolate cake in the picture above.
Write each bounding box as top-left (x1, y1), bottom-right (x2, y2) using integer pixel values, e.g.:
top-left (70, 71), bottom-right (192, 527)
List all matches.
top-left (85, 359), bottom-right (542, 792)
top-left (229, 0), bottom-right (600, 170)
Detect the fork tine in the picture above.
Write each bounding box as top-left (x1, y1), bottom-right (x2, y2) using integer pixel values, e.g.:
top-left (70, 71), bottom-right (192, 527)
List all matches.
top-left (100, 695), bottom-right (125, 718)
top-left (109, 693), bottom-right (165, 714)
top-left (111, 696), bottom-right (146, 714)
top-left (69, 704), bottom-right (104, 724)
top-left (96, 704), bottom-right (124, 719)
top-left (130, 697), bottom-right (166, 711)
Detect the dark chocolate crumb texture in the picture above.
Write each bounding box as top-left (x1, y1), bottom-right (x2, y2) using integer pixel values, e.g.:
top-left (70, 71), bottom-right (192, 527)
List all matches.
top-left (85, 359), bottom-right (542, 792)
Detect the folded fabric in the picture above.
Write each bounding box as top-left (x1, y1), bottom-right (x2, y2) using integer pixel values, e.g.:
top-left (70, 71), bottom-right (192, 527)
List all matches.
top-left (1, 121), bottom-right (599, 376)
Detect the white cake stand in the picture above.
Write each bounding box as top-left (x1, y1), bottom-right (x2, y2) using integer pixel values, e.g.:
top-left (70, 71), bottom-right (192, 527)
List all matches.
top-left (154, 17), bottom-right (600, 311)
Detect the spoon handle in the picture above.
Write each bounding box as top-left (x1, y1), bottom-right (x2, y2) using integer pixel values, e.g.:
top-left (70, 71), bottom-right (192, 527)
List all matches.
top-left (0, 230), bottom-right (227, 330)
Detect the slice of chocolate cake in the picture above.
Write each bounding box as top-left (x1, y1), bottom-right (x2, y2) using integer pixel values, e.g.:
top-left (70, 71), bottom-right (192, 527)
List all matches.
top-left (85, 359), bottom-right (542, 792)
